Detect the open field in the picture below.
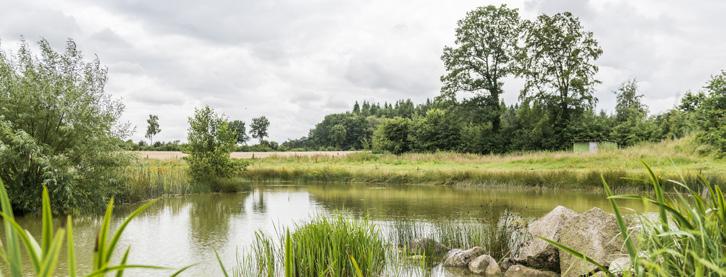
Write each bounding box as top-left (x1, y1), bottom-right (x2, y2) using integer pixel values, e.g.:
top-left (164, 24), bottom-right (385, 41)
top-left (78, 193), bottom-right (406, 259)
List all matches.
top-left (239, 138), bottom-right (725, 188)
top-left (130, 138), bottom-right (725, 191)
top-left (134, 150), bottom-right (361, 160)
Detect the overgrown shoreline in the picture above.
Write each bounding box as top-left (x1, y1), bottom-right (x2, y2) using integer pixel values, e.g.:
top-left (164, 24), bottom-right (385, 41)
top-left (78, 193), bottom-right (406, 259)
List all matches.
top-left (123, 139), bottom-right (725, 202)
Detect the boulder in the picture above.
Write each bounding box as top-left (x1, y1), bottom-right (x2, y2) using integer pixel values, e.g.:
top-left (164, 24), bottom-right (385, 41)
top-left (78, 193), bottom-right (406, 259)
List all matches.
top-left (515, 206), bottom-right (578, 272)
top-left (558, 207), bottom-right (625, 277)
top-left (504, 265), bottom-right (559, 277)
top-left (608, 257), bottom-right (631, 275)
top-left (443, 247), bottom-right (485, 267)
top-left (406, 238), bottom-right (449, 256)
top-left (498, 211), bottom-right (530, 257)
top-left (499, 258), bottom-right (514, 272)
top-left (468, 254), bottom-right (502, 275)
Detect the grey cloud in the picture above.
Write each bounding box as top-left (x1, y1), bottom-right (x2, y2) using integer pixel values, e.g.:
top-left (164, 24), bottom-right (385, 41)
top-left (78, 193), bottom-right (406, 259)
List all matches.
top-left (2, 0), bottom-right (724, 142)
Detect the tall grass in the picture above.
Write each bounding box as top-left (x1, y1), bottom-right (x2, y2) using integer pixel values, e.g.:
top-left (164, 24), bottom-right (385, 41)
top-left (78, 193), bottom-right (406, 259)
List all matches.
top-left (235, 216), bottom-right (386, 277)
top-left (0, 179), bottom-right (189, 276)
top-left (544, 163), bottom-right (726, 276)
top-left (240, 138), bottom-right (725, 189)
top-left (386, 217), bottom-right (514, 261)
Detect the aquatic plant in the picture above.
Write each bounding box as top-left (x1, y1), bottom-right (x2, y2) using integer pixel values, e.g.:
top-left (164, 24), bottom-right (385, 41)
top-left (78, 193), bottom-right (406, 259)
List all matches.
top-left (0, 179), bottom-right (189, 276)
top-left (235, 216), bottom-right (385, 277)
top-left (543, 163), bottom-right (726, 276)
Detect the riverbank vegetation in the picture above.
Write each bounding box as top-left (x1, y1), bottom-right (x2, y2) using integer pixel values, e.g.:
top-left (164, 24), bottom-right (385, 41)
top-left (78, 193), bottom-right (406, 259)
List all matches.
top-left (0, 40), bottom-right (132, 214)
top-left (242, 137), bottom-right (725, 189)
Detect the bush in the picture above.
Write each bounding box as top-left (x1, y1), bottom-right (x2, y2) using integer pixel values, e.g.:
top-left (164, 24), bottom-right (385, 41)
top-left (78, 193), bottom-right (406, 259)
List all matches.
top-left (185, 106), bottom-right (243, 187)
top-left (0, 39), bottom-right (130, 214)
top-left (372, 117), bottom-right (412, 154)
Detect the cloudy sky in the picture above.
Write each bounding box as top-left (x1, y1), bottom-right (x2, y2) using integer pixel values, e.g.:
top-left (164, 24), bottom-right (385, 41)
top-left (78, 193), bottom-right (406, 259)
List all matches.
top-left (1, 0), bottom-right (724, 142)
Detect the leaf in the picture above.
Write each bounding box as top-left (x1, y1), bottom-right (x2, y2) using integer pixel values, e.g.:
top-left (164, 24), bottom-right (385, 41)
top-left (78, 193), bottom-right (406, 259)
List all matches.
top-left (539, 236), bottom-right (610, 275)
top-left (215, 250), bottom-right (229, 277)
top-left (67, 216), bottom-right (77, 277)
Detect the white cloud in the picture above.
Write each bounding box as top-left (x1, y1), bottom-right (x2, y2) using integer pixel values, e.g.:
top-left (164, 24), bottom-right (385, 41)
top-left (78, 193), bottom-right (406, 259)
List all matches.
top-left (1, 0), bottom-right (723, 142)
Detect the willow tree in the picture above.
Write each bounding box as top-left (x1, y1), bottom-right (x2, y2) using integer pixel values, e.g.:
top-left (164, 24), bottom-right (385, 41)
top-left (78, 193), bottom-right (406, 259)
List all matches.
top-left (440, 5), bottom-right (521, 131)
top-left (517, 12), bottom-right (603, 147)
top-left (0, 39), bottom-right (129, 214)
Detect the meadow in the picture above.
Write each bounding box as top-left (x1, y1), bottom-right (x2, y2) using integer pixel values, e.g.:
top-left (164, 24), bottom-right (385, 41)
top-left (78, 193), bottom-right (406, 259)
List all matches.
top-left (239, 137), bottom-right (725, 190)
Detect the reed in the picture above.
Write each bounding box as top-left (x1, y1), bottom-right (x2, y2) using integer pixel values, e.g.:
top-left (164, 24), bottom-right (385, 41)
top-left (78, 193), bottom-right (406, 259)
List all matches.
top-left (234, 216), bottom-right (386, 277)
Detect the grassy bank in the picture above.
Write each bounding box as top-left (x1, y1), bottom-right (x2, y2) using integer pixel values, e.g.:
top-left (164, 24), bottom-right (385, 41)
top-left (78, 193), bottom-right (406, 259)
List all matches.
top-left (124, 138), bottom-right (724, 197)
top-left (239, 138), bottom-right (725, 189)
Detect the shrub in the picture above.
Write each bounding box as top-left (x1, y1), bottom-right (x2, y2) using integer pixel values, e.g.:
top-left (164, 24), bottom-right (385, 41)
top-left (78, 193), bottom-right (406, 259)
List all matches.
top-left (185, 106), bottom-right (244, 187)
top-left (0, 39), bottom-right (130, 214)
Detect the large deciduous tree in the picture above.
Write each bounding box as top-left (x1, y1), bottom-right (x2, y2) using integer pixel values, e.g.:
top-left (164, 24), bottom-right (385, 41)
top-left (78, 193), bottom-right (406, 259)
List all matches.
top-left (0, 39), bottom-right (130, 214)
top-left (441, 5), bottom-right (521, 131)
top-left (517, 12), bottom-right (602, 147)
top-left (250, 116), bottom-right (270, 144)
top-left (229, 120), bottom-right (249, 145)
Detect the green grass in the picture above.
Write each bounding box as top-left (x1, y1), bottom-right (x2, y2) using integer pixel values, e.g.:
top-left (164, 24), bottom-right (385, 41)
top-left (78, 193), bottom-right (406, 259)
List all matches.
top-left (544, 163), bottom-right (726, 276)
top-left (235, 216), bottom-right (386, 277)
top-left (239, 138), bottom-right (724, 189)
top-left (120, 159), bottom-right (249, 204)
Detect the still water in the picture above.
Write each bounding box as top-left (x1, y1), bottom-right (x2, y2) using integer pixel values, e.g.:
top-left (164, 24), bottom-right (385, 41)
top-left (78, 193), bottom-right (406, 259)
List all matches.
top-left (13, 184), bottom-right (646, 276)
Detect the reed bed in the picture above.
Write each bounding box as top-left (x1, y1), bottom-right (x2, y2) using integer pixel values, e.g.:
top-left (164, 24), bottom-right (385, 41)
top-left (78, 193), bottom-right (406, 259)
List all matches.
top-left (233, 216), bottom-right (386, 277)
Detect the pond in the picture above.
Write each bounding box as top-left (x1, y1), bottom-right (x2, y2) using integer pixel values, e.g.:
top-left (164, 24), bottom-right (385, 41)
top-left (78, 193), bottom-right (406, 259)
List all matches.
top-left (11, 184), bottom-right (648, 276)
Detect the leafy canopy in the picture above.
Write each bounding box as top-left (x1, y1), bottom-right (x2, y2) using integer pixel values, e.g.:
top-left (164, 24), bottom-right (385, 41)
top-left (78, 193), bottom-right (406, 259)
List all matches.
top-left (0, 39), bottom-right (129, 214)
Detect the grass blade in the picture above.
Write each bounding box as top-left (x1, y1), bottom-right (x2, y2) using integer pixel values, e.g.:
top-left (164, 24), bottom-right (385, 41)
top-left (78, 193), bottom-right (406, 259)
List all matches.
top-left (539, 236), bottom-right (610, 275)
top-left (170, 264), bottom-right (197, 277)
top-left (38, 229), bottom-right (65, 277)
top-left (0, 179), bottom-right (23, 277)
top-left (94, 197), bottom-right (115, 270)
top-left (215, 250), bottom-right (229, 277)
top-left (104, 199), bottom-right (157, 264)
top-left (67, 216), bottom-right (77, 277)
top-left (115, 247), bottom-right (130, 277)
top-left (40, 186), bottom-right (54, 255)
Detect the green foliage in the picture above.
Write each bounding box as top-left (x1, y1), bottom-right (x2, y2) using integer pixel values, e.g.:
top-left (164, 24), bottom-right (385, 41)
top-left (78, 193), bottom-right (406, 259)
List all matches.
top-left (250, 116), bottom-right (270, 144)
top-left (441, 4), bottom-right (521, 131)
top-left (145, 114), bottom-right (161, 145)
top-left (409, 108), bottom-right (462, 152)
top-left (0, 179), bottom-right (180, 276)
top-left (229, 120), bottom-right (249, 145)
top-left (543, 164), bottom-right (726, 276)
top-left (246, 216), bottom-right (386, 277)
top-left (372, 117), bottom-right (412, 154)
top-left (518, 11), bottom-right (603, 148)
top-left (0, 39), bottom-right (130, 214)
top-left (185, 106), bottom-right (241, 187)
top-left (693, 71), bottom-right (725, 155)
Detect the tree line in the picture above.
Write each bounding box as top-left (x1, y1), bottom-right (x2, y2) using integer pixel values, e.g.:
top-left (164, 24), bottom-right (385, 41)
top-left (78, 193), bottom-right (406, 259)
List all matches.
top-left (284, 5), bottom-right (724, 155)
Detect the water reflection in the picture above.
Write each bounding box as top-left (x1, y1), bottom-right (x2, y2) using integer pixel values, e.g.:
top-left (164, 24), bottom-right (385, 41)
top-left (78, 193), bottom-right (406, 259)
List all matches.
top-left (6, 184), bottom-right (647, 276)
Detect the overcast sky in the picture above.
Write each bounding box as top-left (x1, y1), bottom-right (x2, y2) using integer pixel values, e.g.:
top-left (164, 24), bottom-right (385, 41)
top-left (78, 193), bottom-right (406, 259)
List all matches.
top-left (1, 0), bottom-right (724, 142)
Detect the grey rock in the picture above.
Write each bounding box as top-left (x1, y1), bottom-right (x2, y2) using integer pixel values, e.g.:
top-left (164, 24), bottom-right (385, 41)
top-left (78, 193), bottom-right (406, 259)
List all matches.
top-left (504, 265), bottom-right (559, 277)
top-left (443, 247), bottom-right (485, 267)
top-left (468, 254), bottom-right (502, 275)
top-left (515, 206), bottom-right (578, 272)
top-left (558, 207), bottom-right (625, 277)
top-left (608, 257), bottom-right (631, 275)
top-left (407, 237), bottom-right (449, 256)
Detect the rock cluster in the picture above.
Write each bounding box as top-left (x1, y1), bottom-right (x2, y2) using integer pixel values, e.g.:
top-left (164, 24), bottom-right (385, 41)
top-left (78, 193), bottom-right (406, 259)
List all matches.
top-left (434, 205), bottom-right (630, 276)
